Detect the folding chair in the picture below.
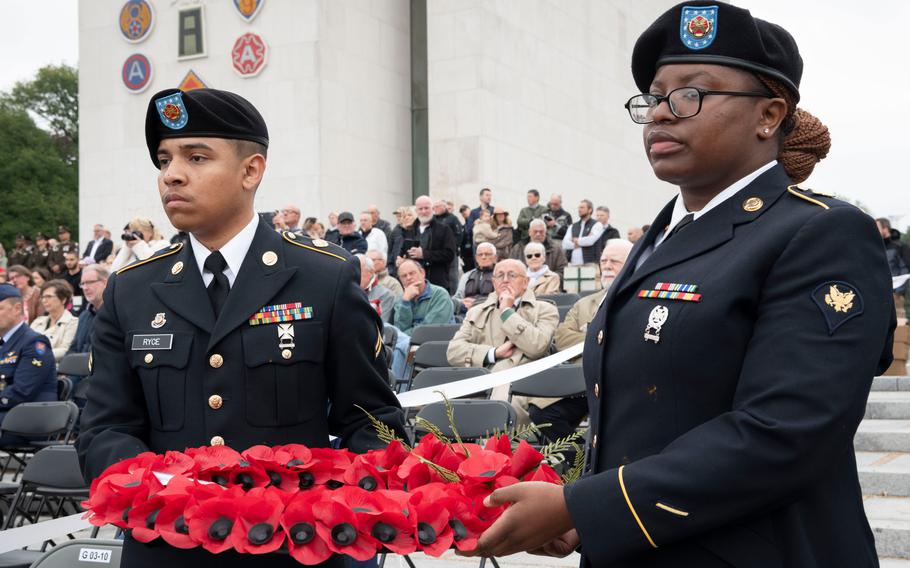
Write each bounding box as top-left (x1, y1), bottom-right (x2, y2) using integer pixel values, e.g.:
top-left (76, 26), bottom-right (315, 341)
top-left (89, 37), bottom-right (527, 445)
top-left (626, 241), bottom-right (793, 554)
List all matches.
top-left (0, 402), bottom-right (80, 480)
top-left (29, 539), bottom-right (123, 568)
top-left (55, 353), bottom-right (90, 377)
top-left (408, 324), bottom-right (461, 345)
top-left (405, 367), bottom-right (491, 429)
top-left (414, 399), bottom-right (516, 441)
top-left (538, 292), bottom-right (579, 307)
top-left (0, 446), bottom-right (92, 568)
top-left (56, 377), bottom-right (73, 402)
top-left (402, 341), bottom-right (453, 390)
top-left (557, 305), bottom-right (572, 322)
top-left (509, 364), bottom-right (587, 452)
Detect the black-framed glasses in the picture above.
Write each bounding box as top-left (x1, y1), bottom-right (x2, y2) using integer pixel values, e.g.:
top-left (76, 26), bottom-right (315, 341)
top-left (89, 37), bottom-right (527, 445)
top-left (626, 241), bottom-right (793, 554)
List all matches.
top-left (624, 87), bottom-right (773, 124)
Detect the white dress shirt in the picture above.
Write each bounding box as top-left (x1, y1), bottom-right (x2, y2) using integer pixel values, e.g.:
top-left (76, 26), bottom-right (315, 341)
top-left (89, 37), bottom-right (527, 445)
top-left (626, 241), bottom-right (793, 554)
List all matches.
top-left (562, 220), bottom-right (605, 265)
top-left (189, 214), bottom-right (259, 288)
top-left (362, 228), bottom-right (389, 257)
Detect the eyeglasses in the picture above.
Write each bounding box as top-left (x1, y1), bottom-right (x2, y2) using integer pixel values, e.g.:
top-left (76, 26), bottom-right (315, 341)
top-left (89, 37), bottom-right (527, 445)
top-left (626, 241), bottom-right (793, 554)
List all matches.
top-left (81, 279), bottom-right (102, 286)
top-left (525, 253), bottom-right (542, 259)
top-left (624, 87), bottom-right (773, 124)
top-left (475, 252), bottom-right (495, 257)
top-left (40, 294), bottom-right (58, 300)
top-left (492, 272), bottom-right (526, 281)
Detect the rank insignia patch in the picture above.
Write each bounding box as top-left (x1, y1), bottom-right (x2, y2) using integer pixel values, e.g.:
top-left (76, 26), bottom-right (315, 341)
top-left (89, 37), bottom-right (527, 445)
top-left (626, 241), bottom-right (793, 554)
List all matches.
top-left (680, 5), bottom-right (718, 50)
top-left (155, 92), bottom-right (188, 130)
top-left (812, 281), bottom-right (864, 335)
top-left (249, 303), bottom-right (313, 326)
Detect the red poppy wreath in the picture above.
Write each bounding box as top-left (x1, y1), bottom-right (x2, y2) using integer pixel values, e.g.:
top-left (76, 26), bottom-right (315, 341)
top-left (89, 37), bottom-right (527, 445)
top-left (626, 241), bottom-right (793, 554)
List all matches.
top-left (83, 432), bottom-right (572, 563)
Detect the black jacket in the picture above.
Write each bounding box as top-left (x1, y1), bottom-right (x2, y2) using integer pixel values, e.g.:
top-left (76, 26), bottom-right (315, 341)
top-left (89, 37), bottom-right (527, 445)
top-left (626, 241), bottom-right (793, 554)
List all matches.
top-left (83, 238), bottom-right (114, 263)
top-left (77, 222), bottom-right (407, 568)
top-left (396, 218), bottom-right (457, 293)
top-left (569, 165), bottom-right (895, 568)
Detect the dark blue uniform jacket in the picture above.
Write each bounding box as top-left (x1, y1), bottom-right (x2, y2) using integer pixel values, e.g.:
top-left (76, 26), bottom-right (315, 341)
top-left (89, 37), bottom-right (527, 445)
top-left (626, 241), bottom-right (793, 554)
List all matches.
top-left (0, 323), bottom-right (57, 412)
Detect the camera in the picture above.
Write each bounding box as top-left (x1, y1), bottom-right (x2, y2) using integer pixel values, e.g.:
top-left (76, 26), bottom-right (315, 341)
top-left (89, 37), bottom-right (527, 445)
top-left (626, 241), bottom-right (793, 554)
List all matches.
top-left (121, 230), bottom-right (143, 241)
top-left (543, 214), bottom-right (553, 222)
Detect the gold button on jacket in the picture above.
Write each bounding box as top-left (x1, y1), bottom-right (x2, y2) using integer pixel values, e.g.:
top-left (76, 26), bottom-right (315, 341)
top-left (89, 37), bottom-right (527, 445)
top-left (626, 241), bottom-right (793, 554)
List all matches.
top-left (208, 394), bottom-right (223, 410)
top-left (209, 354), bottom-right (224, 368)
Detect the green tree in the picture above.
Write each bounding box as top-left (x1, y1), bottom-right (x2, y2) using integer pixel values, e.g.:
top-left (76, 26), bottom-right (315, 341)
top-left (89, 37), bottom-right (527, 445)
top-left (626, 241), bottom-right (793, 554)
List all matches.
top-left (2, 64), bottom-right (78, 164)
top-left (0, 104), bottom-right (77, 252)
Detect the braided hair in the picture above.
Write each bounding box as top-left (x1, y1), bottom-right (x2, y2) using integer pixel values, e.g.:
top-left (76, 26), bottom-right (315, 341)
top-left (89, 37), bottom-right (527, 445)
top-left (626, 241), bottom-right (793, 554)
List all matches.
top-left (755, 75), bottom-right (831, 184)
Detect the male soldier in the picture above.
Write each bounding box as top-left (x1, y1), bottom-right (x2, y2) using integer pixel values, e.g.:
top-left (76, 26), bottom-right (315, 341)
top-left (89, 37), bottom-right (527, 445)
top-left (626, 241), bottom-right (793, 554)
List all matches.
top-left (50, 225), bottom-right (79, 275)
top-left (8, 235), bottom-right (34, 268)
top-left (0, 284), bottom-right (57, 446)
top-left (31, 233), bottom-right (52, 271)
top-left (77, 88), bottom-right (407, 568)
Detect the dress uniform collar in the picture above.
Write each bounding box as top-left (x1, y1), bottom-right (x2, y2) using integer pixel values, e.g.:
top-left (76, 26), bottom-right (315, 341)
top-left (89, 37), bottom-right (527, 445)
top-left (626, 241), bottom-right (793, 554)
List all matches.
top-left (1, 322), bottom-right (25, 345)
top-left (188, 213), bottom-right (259, 288)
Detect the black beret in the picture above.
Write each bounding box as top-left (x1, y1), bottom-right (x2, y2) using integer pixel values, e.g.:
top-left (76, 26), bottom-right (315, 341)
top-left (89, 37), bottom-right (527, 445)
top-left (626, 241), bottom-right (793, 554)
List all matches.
top-left (632, 2), bottom-right (802, 101)
top-left (145, 88), bottom-right (269, 167)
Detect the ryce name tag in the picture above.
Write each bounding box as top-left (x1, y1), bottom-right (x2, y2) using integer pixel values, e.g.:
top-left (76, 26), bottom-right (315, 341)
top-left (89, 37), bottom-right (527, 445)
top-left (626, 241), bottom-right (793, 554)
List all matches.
top-left (131, 334), bottom-right (174, 350)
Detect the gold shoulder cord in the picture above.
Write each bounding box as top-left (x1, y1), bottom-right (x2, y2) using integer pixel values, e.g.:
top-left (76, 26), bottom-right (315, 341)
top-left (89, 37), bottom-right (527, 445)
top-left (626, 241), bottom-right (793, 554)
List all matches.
top-left (282, 233), bottom-right (347, 261)
top-left (786, 185), bottom-right (830, 210)
top-left (116, 243), bottom-right (184, 274)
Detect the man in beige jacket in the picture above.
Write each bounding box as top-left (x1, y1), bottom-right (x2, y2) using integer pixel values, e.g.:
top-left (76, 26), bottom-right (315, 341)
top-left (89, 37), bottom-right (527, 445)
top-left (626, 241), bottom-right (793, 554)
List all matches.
top-left (447, 259), bottom-right (559, 424)
top-left (536, 239), bottom-right (634, 444)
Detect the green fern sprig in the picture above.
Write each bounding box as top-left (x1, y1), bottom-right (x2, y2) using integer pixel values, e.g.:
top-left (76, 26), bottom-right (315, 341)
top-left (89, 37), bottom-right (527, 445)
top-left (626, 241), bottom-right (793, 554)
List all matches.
top-left (437, 390), bottom-right (470, 458)
top-left (355, 404), bottom-right (411, 451)
top-left (561, 442), bottom-right (585, 484)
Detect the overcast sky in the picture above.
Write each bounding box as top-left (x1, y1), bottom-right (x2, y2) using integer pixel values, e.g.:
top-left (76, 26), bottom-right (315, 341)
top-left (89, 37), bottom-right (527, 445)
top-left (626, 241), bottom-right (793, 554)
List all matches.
top-left (1, 0), bottom-right (905, 225)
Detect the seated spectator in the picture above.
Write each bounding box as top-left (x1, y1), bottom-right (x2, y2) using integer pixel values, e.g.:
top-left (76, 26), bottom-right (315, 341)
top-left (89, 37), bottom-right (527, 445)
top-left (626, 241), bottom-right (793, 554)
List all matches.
top-left (360, 211), bottom-right (389, 257)
top-left (394, 196), bottom-right (457, 294)
top-left (31, 267), bottom-right (50, 288)
top-left (329, 211), bottom-right (368, 254)
top-left (524, 242), bottom-right (561, 296)
top-left (281, 204), bottom-right (302, 232)
top-left (389, 260), bottom-right (455, 378)
top-left (510, 218), bottom-right (568, 278)
top-left (6, 265), bottom-right (42, 324)
top-left (305, 220), bottom-right (326, 240)
top-left (367, 249), bottom-right (403, 300)
top-left (30, 280), bottom-right (78, 362)
top-left (627, 226), bottom-right (644, 243)
top-left (0, 284), bottom-right (57, 447)
top-left (453, 243), bottom-right (497, 315)
top-left (110, 217), bottom-right (170, 271)
top-left (540, 239), bottom-right (635, 447)
top-left (357, 254), bottom-right (396, 324)
top-left (67, 264), bottom-right (110, 356)
top-left (447, 259), bottom-right (558, 424)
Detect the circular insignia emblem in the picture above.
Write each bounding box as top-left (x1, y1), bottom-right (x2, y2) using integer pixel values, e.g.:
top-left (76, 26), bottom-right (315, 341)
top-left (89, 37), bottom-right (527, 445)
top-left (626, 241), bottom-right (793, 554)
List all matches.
top-left (163, 104), bottom-right (181, 121)
top-left (171, 261), bottom-right (184, 275)
top-left (312, 239), bottom-right (329, 248)
top-left (742, 197), bottom-right (764, 212)
top-left (231, 32), bottom-right (268, 78)
top-left (119, 0), bottom-right (155, 43)
top-left (686, 15), bottom-right (711, 39)
top-left (261, 251), bottom-right (278, 266)
top-left (121, 53), bottom-right (153, 93)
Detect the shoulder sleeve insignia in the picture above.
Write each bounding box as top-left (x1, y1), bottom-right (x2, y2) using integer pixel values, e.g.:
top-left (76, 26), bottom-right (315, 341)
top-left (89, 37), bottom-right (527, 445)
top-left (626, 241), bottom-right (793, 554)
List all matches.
top-left (34, 341), bottom-right (47, 355)
top-left (116, 242), bottom-right (184, 274)
top-left (811, 281), bottom-right (864, 335)
top-left (787, 185), bottom-right (830, 210)
top-left (282, 233), bottom-right (347, 262)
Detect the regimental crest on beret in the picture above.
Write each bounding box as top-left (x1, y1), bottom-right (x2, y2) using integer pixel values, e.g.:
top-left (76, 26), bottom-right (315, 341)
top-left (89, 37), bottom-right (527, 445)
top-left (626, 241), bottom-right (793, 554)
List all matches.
top-left (680, 5), bottom-right (718, 50)
top-left (155, 92), bottom-right (189, 130)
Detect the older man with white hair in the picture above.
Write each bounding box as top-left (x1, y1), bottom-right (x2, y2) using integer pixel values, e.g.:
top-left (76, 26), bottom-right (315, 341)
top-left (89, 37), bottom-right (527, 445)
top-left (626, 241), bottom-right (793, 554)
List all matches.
top-left (509, 218), bottom-right (568, 278)
top-left (447, 258), bottom-right (559, 424)
top-left (366, 249), bottom-right (403, 300)
top-left (452, 242), bottom-right (497, 314)
top-left (356, 254), bottom-right (396, 323)
top-left (395, 195), bottom-right (457, 293)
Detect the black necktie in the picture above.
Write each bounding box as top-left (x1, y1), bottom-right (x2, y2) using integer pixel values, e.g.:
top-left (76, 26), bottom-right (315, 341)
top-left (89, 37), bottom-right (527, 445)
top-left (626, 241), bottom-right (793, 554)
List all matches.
top-left (662, 213), bottom-right (694, 244)
top-left (204, 251), bottom-right (230, 317)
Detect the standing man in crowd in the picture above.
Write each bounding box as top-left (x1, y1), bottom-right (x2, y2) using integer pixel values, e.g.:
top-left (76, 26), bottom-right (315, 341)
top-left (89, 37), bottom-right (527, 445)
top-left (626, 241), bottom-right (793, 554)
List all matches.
top-left (330, 211), bottom-right (368, 254)
top-left (447, 258), bottom-right (558, 424)
top-left (366, 249), bottom-right (403, 300)
top-left (627, 226), bottom-right (644, 243)
top-left (396, 196), bottom-right (457, 293)
top-left (453, 242), bottom-right (497, 315)
top-left (562, 199), bottom-right (604, 266)
top-left (0, 284), bottom-right (57, 446)
top-left (433, 199), bottom-right (462, 293)
top-left (545, 194), bottom-right (573, 244)
top-left (878, 218), bottom-right (910, 318)
top-left (77, 87), bottom-right (406, 568)
top-left (510, 219), bottom-right (568, 279)
top-left (368, 204), bottom-right (393, 241)
top-left (359, 211), bottom-right (389, 257)
top-left (466, 187), bottom-right (494, 237)
top-left (82, 224), bottom-right (113, 265)
top-left (516, 189), bottom-right (547, 241)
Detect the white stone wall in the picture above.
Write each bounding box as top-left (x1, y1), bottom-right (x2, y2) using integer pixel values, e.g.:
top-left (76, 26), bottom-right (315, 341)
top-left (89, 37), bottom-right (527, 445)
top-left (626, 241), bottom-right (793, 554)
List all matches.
top-left (78, 0), bottom-right (411, 245)
top-left (427, 0), bottom-right (679, 236)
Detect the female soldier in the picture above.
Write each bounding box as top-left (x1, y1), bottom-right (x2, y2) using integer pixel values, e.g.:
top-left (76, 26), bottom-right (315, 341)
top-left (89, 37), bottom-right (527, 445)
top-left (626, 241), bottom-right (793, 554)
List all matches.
top-left (465, 3), bottom-right (896, 567)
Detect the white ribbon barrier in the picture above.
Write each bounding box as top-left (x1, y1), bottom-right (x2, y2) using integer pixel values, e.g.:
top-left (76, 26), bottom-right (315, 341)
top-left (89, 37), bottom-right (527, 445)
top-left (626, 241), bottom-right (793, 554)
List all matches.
top-left (895, 274), bottom-right (910, 290)
top-left (0, 342), bottom-right (587, 552)
top-left (396, 342), bottom-right (584, 408)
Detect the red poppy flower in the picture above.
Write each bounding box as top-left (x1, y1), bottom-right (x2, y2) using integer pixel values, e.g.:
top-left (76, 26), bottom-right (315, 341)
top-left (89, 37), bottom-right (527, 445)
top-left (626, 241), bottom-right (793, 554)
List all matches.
top-left (444, 490), bottom-right (492, 551)
top-left (309, 447), bottom-right (354, 489)
top-left (366, 440), bottom-right (410, 470)
top-left (186, 446), bottom-right (244, 486)
top-left (232, 487), bottom-right (286, 554)
top-left (84, 470), bottom-right (160, 528)
top-left (508, 440), bottom-right (545, 479)
top-left (408, 487), bottom-right (455, 557)
top-left (344, 455), bottom-right (387, 492)
top-left (126, 494), bottom-right (165, 543)
top-left (281, 489), bottom-right (333, 565)
top-left (149, 451), bottom-right (198, 478)
top-left (186, 485), bottom-right (245, 554)
top-left (361, 490), bottom-right (417, 555)
top-left (397, 435), bottom-right (463, 488)
top-left (312, 493), bottom-right (378, 561)
top-left (456, 450), bottom-right (510, 484)
top-left (524, 463), bottom-right (562, 484)
top-left (155, 477), bottom-right (197, 550)
top-left (484, 434), bottom-right (513, 457)
top-left (242, 445), bottom-right (301, 493)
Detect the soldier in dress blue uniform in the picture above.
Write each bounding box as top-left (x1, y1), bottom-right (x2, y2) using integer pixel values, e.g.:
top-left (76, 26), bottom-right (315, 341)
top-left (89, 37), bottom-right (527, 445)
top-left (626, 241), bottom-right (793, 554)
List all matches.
top-left (0, 283), bottom-right (57, 445)
top-left (76, 88), bottom-right (407, 568)
top-left (463, 3), bottom-right (897, 567)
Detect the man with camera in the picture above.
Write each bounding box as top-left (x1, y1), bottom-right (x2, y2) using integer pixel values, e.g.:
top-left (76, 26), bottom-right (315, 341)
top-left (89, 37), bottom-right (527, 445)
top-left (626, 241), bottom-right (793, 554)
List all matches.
top-left (544, 193), bottom-right (573, 244)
